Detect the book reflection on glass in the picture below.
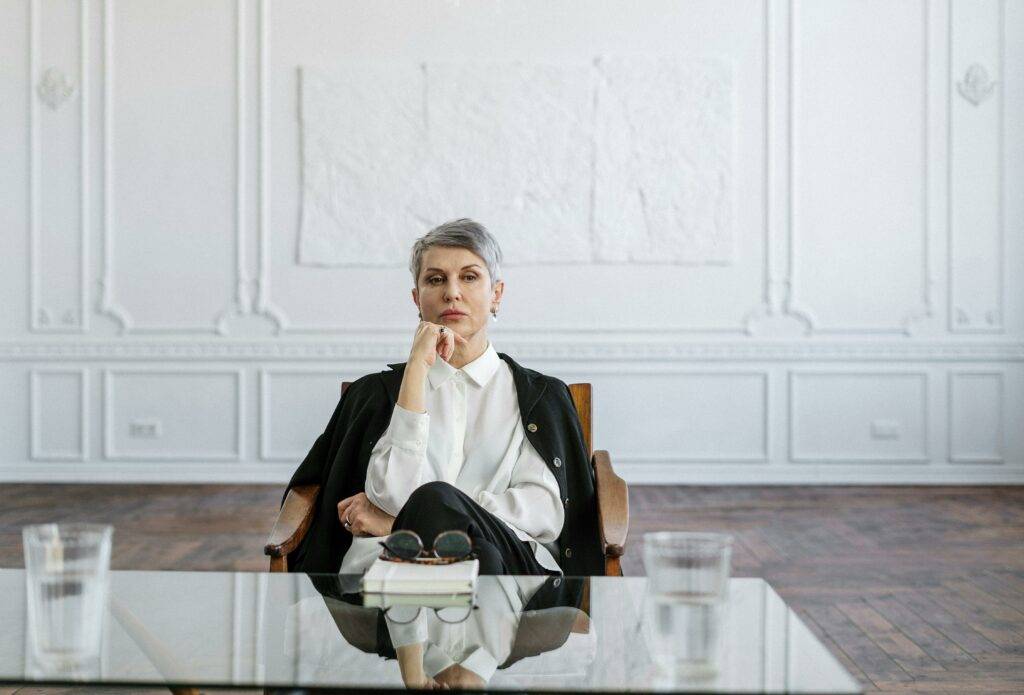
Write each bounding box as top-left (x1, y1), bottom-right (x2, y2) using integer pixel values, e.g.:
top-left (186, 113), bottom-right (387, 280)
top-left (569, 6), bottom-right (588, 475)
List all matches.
top-left (363, 592), bottom-right (473, 609)
top-left (360, 557), bottom-right (479, 596)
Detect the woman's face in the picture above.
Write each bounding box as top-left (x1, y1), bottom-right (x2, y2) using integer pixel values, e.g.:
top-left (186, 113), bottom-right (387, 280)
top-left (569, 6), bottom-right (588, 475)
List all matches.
top-left (412, 246), bottom-right (504, 342)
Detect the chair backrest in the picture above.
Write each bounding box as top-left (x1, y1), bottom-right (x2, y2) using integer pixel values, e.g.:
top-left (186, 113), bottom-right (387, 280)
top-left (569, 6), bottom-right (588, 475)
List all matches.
top-left (342, 381), bottom-right (592, 456)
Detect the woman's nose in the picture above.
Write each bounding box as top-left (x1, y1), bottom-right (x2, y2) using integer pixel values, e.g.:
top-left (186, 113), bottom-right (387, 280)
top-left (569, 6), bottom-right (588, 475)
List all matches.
top-left (443, 281), bottom-right (461, 301)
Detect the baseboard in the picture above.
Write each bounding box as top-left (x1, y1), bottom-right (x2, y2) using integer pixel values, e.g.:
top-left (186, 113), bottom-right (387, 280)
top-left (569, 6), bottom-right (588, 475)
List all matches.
top-left (1, 460), bottom-right (1022, 485)
top-left (616, 462), bottom-right (1024, 485)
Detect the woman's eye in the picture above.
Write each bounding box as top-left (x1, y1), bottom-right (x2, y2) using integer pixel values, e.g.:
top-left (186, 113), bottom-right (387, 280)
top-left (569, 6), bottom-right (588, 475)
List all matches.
top-left (428, 274), bottom-right (475, 284)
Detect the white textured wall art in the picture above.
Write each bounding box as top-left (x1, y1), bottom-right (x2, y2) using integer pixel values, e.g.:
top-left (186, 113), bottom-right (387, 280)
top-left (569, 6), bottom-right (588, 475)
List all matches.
top-left (298, 56), bottom-right (734, 267)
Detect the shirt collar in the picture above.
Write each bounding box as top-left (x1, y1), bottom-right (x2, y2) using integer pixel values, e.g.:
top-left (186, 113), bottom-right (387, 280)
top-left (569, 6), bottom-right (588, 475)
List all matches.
top-left (427, 341), bottom-right (501, 390)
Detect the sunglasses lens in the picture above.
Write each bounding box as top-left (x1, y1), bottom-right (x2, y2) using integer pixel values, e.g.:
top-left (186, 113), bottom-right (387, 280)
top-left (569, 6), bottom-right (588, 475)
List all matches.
top-left (385, 605), bottom-right (420, 624)
top-left (433, 531), bottom-right (472, 560)
top-left (384, 530), bottom-right (422, 559)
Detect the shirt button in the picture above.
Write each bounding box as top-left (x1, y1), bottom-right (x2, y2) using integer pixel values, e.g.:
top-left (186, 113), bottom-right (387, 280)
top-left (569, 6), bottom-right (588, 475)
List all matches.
top-left (553, 578), bottom-right (562, 587)
top-left (527, 423), bottom-right (538, 433)
top-left (564, 498), bottom-right (569, 506)
top-left (564, 547), bottom-right (573, 558)
top-left (553, 457), bottom-right (562, 467)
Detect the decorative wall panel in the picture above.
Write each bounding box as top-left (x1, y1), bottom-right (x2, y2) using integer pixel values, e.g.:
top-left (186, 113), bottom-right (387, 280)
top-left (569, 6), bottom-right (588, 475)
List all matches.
top-left (949, 0), bottom-right (1005, 333)
top-left (789, 0), bottom-right (931, 333)
top-left (948, 371), bottom-right (1004, 462)
top-left (790, 371), bottom-right (929, 463)
top-left (30, 0), bottom-right (88, 333)
top-left (0, 0), bottom-right (1020, 485)
top-left (259, 369), bottom-right (351, 461)
top-left (30, 368), bottom-right (87, 460)
top-left (298, 57), bottom-right (734, 267)
top-left (100, 0), bottom-right (236, 333)
top-left (587, 372), bottom-right (768, 463)
top-left (103, 368), bottom-right (243, 460)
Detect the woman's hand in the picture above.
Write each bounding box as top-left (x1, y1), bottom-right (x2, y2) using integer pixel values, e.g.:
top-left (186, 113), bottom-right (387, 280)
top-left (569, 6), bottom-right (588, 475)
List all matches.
top-left (405, 673), bottom-right (445, 690)
top-left (434, 663), bottom-right (484, 689)
top-left (409, 321), bottom-right (469, 369)
top-left (396, 643), bottom-right (448, 690)
top-left (337, 492), bottom-right (395, 537)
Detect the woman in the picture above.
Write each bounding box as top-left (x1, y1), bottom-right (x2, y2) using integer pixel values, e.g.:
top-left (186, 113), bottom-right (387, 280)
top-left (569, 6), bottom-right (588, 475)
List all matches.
top-left (283, 218), bottom-right (604, 577)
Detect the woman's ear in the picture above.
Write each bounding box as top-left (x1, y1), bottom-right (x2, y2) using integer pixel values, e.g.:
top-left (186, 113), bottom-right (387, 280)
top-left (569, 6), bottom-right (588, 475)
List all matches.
top-left (492, 280), bottom-right (504, 304)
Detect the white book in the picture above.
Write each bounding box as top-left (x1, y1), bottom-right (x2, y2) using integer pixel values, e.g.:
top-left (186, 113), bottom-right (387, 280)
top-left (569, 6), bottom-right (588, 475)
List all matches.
top-left (360, 557), bottom-right (479, 595)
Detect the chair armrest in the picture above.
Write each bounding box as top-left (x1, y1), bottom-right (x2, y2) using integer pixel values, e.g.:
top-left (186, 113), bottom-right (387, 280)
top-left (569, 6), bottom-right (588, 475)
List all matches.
top-left (592, 450), bottom-right (628, 558)
top-left (264, 484), bottom-right (320, 558)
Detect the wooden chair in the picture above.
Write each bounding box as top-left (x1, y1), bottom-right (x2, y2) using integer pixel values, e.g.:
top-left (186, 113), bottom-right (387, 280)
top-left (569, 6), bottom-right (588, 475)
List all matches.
top-left (265, 382), bottom-right (629, 576)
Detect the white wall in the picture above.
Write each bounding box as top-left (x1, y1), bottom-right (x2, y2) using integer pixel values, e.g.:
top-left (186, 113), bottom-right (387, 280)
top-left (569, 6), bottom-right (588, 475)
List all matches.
top-left (1, 0), bottom-right (1021, 484)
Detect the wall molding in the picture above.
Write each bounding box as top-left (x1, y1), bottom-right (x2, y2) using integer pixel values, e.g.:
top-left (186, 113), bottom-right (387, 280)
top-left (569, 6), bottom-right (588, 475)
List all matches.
top-left (29, 0), bottom-right (90, 334)
top-left (262, 1), bottom-right (768, 337)
top-left (789, 370), bottom-right (930, 463)
top-left (29, 368), bottom-right (89, 460)
top-left (742, 0), bottom-right (814, 337)
top-left (251, 0), bottom-right (287, 333)
top-left (98, 0), bottom-right (129, 332)
top-left (99, 0), bottom-right (238, 335)
top-left (258, 368), bottom-right (346, 461)
top-left (557, 369), bottom-right (770, 463)
top-left (786, 0), bottom-right (934, 336)
top-left (948, 369), bottom-right (1005, 463)
top-left (215, 0), bottom-right (256, 335)
top-left (102, 367), bottom-right (245, 460)
top-left (947, 0), bottom-right (1006, 334)
top-left (1, 341), bottom-right (1022, 362)
top-left (615, 462), bottom-right (1024, 485)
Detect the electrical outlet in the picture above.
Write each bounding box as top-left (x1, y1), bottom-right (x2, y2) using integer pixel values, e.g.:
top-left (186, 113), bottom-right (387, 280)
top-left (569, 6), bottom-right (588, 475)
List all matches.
top-left (129, 419), bottom-right (161, 439)
top-left (870, 419), bottom-right (900, 440)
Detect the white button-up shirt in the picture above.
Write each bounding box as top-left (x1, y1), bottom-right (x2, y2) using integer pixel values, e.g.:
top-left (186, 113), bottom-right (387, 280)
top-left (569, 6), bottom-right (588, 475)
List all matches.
top-left (338, 341), bottom-right (564, 574)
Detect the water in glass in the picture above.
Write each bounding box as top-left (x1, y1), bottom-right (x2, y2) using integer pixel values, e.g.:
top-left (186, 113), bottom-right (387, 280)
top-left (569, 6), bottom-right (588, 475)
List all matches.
top-left (642, 532), bottom-right (732, 679)
top-left (22, 524), bottom-right (113, 669)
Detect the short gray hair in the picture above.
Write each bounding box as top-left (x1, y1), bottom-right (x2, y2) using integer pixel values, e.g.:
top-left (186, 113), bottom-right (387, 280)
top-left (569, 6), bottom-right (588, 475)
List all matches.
top-left (409, 218), bottom-right (503, 287)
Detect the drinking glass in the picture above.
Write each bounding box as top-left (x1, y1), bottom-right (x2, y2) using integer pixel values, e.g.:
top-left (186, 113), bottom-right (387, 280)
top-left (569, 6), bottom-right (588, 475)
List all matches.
top-left (641, 531), bottom-right (733, 678)
top-left (22, 523), bottom-right (113, 669)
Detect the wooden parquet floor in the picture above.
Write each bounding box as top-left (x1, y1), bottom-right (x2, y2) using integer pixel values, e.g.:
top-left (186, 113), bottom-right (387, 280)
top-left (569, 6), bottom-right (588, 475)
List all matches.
top-left (1, 484), bottom-right (1022, 694)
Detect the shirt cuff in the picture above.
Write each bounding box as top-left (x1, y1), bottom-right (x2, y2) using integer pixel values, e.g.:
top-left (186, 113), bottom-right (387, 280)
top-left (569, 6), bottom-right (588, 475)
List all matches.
top-left (459, 646), bottom-right (499, 682)
top-left (423, 643), bottom-right (456, 678)
top-left (390, 403), bottom-right (429, 452)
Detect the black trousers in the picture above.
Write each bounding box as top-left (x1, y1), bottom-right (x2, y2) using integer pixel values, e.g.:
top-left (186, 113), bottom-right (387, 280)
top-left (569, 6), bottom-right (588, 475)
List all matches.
top-left (391, 480), bottom-right (559, 576)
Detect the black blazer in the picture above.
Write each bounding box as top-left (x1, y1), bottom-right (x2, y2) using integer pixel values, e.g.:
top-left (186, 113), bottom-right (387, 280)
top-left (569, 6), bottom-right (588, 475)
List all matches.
top-left (284, 352), bottom-right (605, 576)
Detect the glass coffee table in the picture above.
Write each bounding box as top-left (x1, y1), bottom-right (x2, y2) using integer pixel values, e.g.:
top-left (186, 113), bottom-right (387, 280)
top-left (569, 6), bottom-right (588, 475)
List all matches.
top-left (0, 568), bottom-right (861, 693)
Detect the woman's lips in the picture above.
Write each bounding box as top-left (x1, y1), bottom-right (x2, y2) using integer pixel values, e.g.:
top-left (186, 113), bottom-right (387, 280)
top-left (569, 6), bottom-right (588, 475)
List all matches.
top-left (441, 313), bottom-right (466, 320)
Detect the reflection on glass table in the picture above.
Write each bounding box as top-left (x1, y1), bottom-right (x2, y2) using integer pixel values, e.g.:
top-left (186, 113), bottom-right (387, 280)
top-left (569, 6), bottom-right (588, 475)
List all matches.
top-left (0, 569), bottom-right (861, 693)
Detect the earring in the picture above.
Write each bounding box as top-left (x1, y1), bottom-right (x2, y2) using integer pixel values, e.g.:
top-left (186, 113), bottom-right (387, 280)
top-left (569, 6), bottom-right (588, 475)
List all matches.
top-left (490, 308), bottom-right (498, 322)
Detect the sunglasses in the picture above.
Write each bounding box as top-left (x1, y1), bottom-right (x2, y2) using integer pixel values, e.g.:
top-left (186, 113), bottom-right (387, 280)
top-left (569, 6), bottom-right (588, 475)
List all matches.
top-left (378, 529), bottom-right (475, 565)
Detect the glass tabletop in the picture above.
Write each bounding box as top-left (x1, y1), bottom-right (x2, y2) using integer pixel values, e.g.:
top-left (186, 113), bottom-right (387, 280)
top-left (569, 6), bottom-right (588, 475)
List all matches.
top-left (0, 569), bottom-right (861, 693)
